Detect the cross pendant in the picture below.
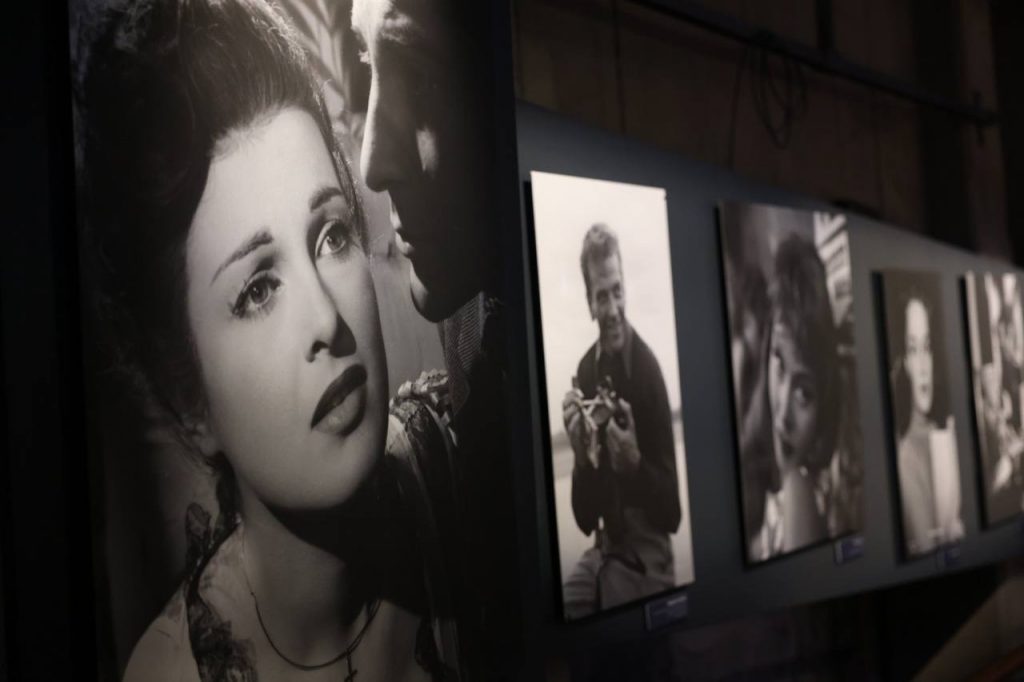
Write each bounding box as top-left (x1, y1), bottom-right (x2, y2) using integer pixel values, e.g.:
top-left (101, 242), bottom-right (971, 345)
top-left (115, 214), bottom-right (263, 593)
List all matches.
top-left (344, 655), bottom-right (358, 682)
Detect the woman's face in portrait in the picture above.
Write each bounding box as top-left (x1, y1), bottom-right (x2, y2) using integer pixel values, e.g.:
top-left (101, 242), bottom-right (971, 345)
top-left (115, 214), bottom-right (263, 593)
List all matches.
top-left (904, 298), bottom-right (933, 418)
top-left (768, 319), bottom-right (820, 467)
top-left (185, 107), bottom-right (387, 512)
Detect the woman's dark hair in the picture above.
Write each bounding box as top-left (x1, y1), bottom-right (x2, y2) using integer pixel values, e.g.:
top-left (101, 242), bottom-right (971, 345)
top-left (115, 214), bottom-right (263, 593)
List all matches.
top-left (888, 279), bottom-right (949, 438)
top-left (78, 0), bottom-right (365, 511)
top-left (767, 234), bottom-right (841, 473)
top-left (727, 263), bottom-right (774, 527)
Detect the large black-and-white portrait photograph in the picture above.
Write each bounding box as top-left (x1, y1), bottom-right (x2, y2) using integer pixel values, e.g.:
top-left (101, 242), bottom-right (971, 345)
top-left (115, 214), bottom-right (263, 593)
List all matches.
top-left (966, 272), bottom-right (1024, 526)
top-left (70, 0), bottom-right (517, 679)
top-left (529, 171), bottom-right (694, 621)
top-left (720, 203), bottom-right (863, 564)
top-left (880, 271), bottom-right (964, 557)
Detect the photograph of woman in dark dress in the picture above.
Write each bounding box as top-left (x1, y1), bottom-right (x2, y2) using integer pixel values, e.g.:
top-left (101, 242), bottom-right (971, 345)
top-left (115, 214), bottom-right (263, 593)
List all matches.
top-left (73, 0), bottom-right (468, 679)
top-left (720, 204), bottom-right (864, 563)
top-left (881, 272), bottom-right (964, 557)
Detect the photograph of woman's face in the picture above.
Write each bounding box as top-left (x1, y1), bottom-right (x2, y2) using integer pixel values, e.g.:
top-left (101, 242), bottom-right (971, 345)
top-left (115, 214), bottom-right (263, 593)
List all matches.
top-left (721, 205), bottom-right (863, 563)
top-left (768, 319), bottom-right (820, 467)
top-left (186, 107), bottom-right (387, 512)
top-left (904, 298), bottom-right (933, 419)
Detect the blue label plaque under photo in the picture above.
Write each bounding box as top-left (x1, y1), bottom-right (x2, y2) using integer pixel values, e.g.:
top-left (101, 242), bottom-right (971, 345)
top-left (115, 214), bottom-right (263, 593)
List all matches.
top-left (644, 592), bottom-right (688, 631)
top-left (833, 535), bottom-right (865, 565)
top-left (935, 542), bottom-right (962, 570)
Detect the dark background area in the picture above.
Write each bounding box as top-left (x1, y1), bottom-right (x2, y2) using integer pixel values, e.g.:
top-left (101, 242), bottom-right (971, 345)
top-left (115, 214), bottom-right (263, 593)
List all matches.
top-left (991, 0), bottom-right (1024, 267)
top-left (562, 563), bottom-right (1007, 681)
top-left (1, 2), bottom-right (97, 681)
top-left (512, 0), bottom-right (1014, 258)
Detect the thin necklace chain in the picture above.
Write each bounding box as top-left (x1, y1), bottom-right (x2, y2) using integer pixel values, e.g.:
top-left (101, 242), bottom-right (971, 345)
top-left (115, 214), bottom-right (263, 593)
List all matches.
top-left (240, 530), bottom-right (380, 672)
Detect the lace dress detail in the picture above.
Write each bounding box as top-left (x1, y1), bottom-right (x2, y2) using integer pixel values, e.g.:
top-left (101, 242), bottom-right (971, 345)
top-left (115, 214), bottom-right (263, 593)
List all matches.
top-left (169, 372), bottom-right (460, 681)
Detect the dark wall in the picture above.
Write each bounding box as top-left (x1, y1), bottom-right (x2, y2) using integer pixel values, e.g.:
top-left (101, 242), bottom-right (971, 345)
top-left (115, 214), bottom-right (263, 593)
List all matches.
top-left (515, 102), bottom-right (1024, 664)
top-left (992, 0), bottom-right (1024, 264)
top-left (561, 561), bottom-right (1003, 681)
top-left (513, 0), bottom-right (1011, 259)
top-left (0, 2), bottom-right (96, 680)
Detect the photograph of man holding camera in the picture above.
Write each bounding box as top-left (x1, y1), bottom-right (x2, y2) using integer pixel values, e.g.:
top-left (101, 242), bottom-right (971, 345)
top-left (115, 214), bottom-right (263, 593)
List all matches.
top-left (560, 223), bottom-right (683, 619)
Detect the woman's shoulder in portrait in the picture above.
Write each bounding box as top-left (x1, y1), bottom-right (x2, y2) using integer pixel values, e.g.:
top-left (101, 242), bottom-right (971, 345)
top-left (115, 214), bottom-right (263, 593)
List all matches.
top-left (123, 505), bottom-right (254, 682)
top-left (897, 426), bottom-right (928, 477)
top-left (897, 431), bottom-right (925, 496)
top-left (386, 369), bottom-right (466, 680)
top-left (123, 586), bottom-right (199, 682)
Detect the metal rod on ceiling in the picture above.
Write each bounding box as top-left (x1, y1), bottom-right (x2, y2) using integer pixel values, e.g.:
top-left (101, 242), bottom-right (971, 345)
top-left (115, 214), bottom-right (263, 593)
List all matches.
top-left (627, 0), bottom-right (998, 127)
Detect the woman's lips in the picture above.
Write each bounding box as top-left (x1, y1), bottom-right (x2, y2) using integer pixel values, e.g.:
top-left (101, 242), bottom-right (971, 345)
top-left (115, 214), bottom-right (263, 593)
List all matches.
top-left (311, 365), bottom-right (368, 436)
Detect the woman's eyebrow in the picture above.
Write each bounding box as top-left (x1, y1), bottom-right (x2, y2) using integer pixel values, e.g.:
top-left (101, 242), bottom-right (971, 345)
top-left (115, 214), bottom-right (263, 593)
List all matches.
top-left (309, 185), bottom-right (344, 212)
top-left (210, 229), bottom-right (274, 285)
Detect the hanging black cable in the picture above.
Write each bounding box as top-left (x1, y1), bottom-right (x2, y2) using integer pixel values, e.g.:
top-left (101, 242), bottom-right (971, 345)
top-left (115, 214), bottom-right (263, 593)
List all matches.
top-left (726, 44), bottom-right (751, 167)
top-left (611, 0), bottom-right (628, 134)
top-left (749, 44), bottom-right (808, 148)
top-left (626, 0), bottom-right (997, 128)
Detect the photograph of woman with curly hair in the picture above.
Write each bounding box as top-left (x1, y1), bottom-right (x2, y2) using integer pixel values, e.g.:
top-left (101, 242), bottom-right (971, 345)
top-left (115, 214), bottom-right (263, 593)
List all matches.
top-left (881, 271), bottom-right (964, 558)
top-left (70, 0), bottom-right (513, 679)
top-left (721, 204), bottom-right (864, 564)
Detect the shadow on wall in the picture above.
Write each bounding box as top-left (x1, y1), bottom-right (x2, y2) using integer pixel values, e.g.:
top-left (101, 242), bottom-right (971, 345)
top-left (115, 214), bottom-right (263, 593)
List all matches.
top-left (560, 561), bottom-right (1022, 681)
top-left (567, 596), bottom-right (879, 681)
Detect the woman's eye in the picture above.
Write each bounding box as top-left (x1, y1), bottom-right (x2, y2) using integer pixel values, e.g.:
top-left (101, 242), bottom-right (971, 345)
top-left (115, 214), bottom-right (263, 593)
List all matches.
top-left (317, 220), bottom-right (350, 258)
top-left (248, 280), bottom-right (271, 305)
top-left (794, 384), bottom-right (813, 407)
top-left (232, 274), bottom-right (280, 318)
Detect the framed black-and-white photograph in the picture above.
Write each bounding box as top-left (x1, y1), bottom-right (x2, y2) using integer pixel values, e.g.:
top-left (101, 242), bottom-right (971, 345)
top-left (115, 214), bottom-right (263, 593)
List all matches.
top-left (70, 0), bottom-right (519, 679)
top-left (966, 272), bottom-right (1024, 526)
top-left (720, 203), bottom-right (863, 564)
top-left (529, 172), bottom-right (694, 621)
top-left (880, 271), bottom-right (964, 557)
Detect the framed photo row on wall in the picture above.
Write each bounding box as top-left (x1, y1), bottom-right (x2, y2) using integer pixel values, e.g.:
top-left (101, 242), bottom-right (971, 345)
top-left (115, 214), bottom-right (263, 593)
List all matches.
top-left (528, 171), bottom-right (695, 621)
top-left (523, 180), bottom-right (1024, 623)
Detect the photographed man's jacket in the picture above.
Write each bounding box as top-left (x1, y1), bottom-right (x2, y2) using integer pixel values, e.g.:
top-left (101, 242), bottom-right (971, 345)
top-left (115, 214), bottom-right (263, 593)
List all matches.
top-left (572, 325), bottom-right (682, 583)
